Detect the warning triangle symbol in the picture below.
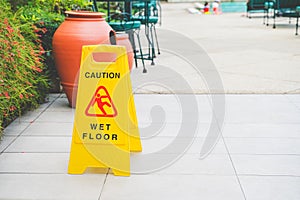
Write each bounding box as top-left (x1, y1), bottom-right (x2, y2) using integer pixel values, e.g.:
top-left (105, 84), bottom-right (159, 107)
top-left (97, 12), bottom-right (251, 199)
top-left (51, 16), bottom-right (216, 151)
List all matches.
top-left (85, 86), bottom-right (118, 117)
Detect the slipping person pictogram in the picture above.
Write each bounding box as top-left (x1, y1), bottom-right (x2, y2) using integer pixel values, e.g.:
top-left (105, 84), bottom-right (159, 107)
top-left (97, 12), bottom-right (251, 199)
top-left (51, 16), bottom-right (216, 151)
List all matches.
top-left (85, 86), bottom-right (117, 117)
top-left (94, 93), bottom-right (111, 116)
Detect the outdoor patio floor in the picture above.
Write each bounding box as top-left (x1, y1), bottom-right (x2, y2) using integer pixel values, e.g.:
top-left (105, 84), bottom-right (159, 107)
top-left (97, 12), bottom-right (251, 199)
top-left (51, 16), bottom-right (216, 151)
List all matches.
top-left (0, 2), bottom-right (300, 200)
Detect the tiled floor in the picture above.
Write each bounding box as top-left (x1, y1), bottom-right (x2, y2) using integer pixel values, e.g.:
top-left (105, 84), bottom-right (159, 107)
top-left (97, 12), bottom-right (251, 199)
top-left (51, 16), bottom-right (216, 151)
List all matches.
top-left (0, 93), bottom-right (299, 200)
top-left (1, 2), bottom-right (300, 199)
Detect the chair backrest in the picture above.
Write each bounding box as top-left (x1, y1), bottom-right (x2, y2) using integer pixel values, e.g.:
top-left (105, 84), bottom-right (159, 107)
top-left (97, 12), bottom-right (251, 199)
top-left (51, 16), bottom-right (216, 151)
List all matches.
top-left (276, 0), bottom-right (300, 9)
top-left (247, 0), bottom-right (267, 10)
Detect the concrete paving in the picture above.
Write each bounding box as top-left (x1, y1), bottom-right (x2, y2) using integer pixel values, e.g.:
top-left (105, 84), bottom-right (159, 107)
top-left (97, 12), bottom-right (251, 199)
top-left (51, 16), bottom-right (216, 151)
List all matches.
top-left (1, 2), bottom-right (300, 200)
top-left (131, 3), bottom-right (300, 93)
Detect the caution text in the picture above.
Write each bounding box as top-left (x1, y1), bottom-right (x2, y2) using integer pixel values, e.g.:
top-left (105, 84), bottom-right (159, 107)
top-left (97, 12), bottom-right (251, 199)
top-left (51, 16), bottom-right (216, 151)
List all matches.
top-left (85, 72), bottom-right (120, 79)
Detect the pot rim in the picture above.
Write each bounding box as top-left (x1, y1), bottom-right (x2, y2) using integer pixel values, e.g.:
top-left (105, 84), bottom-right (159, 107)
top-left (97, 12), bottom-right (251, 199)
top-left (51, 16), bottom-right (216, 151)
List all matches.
top-left (65, 11), bottom-right (106, 18)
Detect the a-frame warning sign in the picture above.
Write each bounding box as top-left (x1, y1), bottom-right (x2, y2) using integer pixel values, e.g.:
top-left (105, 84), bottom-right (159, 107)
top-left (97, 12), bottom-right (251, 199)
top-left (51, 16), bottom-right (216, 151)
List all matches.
top-left (85, 86), bottom-right (117, 117)
top-left (68, 45), bottom-right (142, 176)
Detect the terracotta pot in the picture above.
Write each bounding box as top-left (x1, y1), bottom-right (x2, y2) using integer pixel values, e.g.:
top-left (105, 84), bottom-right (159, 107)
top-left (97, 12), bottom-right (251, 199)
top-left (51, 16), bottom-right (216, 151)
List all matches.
top-left (116, 33), bottom-right (134, 71)
top-left (52, 11), bottom-right (115, 107)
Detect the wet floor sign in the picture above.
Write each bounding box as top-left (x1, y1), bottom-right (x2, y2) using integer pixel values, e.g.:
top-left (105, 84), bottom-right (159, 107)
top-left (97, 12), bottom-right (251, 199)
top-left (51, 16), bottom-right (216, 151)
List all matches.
top-left (68, 45), bottom-right (141, 176)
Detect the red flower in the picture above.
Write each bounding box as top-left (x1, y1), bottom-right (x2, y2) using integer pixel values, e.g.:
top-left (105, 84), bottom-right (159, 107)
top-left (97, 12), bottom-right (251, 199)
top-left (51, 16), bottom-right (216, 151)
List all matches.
top-left (31, 66), bottom-right (42, 73)
top-left (3, 18), bottom-right (9, 25)
top-left (6, 25), bottom-right (14, 34)
top-left (19, 94), bottom-right (24, 99)
top-left (4, 92), bottom-right (10, 99)
top-left (41, 28), bottom-right (47, 34)
top-left (9, 106), bottom-right (16, 111)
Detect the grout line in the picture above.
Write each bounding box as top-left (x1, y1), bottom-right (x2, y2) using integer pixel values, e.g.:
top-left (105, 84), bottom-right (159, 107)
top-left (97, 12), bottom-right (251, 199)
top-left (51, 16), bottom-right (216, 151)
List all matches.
top-left (98, 170), bottom-right (109, 200)
top-left (2, 152), bottom-right (69, 154)
top-left (9, 135), bottom-right (72, 137)
top-left (226, 153), bottom-right (300, 156)
top-left (222, 136), bottom-right (248, 200)
top-left (0, 172), bottom-right (66, 175)
top-left (223, 137), bottom-right (300, 139)
top-left (236, 174), bottom-right (300, 178)
top-left (0, 94), bottom-right (62, 155)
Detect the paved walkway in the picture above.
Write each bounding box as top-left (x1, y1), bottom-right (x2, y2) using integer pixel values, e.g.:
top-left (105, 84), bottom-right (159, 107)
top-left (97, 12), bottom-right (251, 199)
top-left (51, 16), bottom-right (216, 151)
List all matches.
top-left (1, 3), bottom-right (300, 200)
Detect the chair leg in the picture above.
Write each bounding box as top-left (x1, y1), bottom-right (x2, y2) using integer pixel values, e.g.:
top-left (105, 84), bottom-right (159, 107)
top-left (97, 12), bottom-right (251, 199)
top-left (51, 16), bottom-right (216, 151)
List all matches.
top-left (296, 16), bottom-right (299, 35)
top-left (273, 9), bottom-right (276, 29)
top-left (144, 24), bottom-right (151, 60)
top-left (266, 9), bottom-right (269, 26)
top-left (135, 29), bottom-right (147, 73)
top-left (144, 24), bottom-right (155, 65)
top-left (150, 24), bottom-right (156, 59)
top-left (127, 30), bottom-right (138, 69)
top-left (149, 27), bottom-right (155, 65)
top-left (131, 32), bottom-right (139, 69)
top-left (153, 25), bottom-right (160, 55)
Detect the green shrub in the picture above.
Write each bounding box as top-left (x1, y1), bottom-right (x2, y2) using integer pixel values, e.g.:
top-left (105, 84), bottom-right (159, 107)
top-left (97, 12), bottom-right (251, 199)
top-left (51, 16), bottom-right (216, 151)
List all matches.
top-left (14, 0), bottom-right (93, 92)
top-left (18, 5), bottom-right (65, 92)
top-left (0, 0), bottom-right (49, 137)
top-left (0, 0), bottom-right (94, 138)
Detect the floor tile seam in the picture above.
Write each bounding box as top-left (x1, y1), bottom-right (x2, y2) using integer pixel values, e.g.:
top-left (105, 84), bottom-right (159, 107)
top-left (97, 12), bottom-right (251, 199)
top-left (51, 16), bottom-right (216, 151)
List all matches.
top-left (2, 152), bottom-right (229, 155)
top-left (3, 135), bottom-right (221, 139)
top-left (141, 122), bottom-right (212, 124)
top-left (138, 121), bottom-right (211, 123)
top-left (97, 170), bottom-right (109, 200)
top-left (221, 122), bottom-right (300, 124)
top-left (0, 94), bottom-right (62, 155)
top-left (10, 135), bottom-right (71, 137)
top-left (19, 135), bottom-right (72, 137)
top-left (225, 153), bottom-right (300, 157)
top-left (1, 152), bottom-right (69, 154)
top-left (0, 173), bottom-right (295, 178)
top-left (133, 153), bottom-right (230, 156)
top-left (108, 173), bottom-right (246, 177)
top-left (137, 173), bottom-right (239, 176)
top-left (230, 154), bottom-right (300, 157)
top-left (237, 174), bottom-right (300, 178)
top-left (0, 172), bottom-right (66, 175)
top-left (4, 151), bottom-right (70, 153)
top-left (133, 91), bottom-right (212, 95)
top-left (221, 136), bottom-right (247, 200)
top-left (223, 137), bottom-right (300, 139)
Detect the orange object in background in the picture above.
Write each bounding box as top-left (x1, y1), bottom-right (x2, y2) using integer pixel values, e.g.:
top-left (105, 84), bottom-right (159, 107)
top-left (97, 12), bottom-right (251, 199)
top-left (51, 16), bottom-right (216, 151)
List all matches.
top-left (52, 11), bottom-right (115, 108)
top-left (116, 34), bottom-right (134, 71)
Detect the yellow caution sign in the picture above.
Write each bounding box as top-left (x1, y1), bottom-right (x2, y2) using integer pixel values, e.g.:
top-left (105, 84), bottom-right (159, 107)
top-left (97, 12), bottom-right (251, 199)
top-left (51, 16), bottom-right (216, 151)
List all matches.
top-left (68, 45), bottom-right (142, 176)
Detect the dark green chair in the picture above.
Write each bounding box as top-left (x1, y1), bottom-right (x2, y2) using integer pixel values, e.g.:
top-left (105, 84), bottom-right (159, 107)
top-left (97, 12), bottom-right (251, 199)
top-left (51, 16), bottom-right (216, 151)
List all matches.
top-left (131, 0), bottom-right (161, 65)
top-left (247, 0), bottom-right (267, 18)
top-left (91, 1), bottom-right (147, 73)
top-left (265, 0), bottom-right (300, 31)
top-left (281, 5), bottom-right (300, 35)
top-left (108, 12), bottom-right (147, 73)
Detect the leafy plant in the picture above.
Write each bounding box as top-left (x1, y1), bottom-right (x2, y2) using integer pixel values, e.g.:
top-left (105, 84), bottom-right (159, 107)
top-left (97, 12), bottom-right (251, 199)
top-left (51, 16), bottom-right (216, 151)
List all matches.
top-left (0, 0), bottom-right (49, 137)
top-left (17, 4), bottom-right (65, 92)
top-left (14, 0), bottom-right (93, 92)
top-left (0, 0), bottom-right (96, 138)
